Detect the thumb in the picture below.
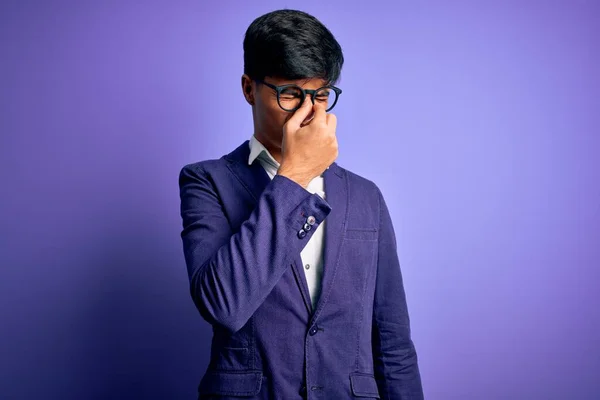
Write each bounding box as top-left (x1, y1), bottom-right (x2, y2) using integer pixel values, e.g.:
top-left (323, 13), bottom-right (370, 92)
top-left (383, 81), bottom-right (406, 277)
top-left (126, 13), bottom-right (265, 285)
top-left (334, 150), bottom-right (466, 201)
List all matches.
top-left (286, 96), bottom-right (314, 131)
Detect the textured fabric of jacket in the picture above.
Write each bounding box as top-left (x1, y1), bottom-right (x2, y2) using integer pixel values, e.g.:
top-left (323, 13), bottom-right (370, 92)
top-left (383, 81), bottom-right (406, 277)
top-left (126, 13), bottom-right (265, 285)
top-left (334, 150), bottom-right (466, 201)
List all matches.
top-left (178, 140), bottom-right (423, 399)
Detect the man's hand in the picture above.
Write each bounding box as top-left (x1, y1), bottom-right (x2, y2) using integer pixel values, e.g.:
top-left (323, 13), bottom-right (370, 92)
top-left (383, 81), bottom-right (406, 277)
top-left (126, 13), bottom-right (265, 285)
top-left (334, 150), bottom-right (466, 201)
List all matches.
top-left (277, 96), bottom-right (338, 188)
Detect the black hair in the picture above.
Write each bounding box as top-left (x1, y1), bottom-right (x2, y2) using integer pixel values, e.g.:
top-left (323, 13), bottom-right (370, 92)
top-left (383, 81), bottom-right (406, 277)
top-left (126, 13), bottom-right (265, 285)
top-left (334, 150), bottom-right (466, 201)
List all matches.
top-left (243, 9), bottom-right (344, 84)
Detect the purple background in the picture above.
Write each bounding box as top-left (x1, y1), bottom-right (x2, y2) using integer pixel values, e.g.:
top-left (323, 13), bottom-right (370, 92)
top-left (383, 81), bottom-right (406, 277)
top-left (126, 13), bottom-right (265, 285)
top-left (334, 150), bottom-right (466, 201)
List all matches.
top-left (1, 1), bottom-right (599, 399)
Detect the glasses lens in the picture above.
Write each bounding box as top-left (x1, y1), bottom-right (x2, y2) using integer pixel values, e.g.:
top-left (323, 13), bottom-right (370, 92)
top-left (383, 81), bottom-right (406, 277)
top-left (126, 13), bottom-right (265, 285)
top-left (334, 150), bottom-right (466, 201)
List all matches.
top-left (315, 87), bottom-right (338, 111)
top-left (278, 86), bottom-right (304, 111)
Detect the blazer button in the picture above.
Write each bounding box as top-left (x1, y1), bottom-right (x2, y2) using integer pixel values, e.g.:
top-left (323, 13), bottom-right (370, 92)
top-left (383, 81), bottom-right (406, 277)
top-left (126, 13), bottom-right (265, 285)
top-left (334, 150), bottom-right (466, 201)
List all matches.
top-left (309, 326), bottom-right (318, 336)
top-left (306, 215), bottom-right (316, 225)
top-left (303, 223), bottom-right (311, 231)
top-left (297, 229), bottom-right (307, 239)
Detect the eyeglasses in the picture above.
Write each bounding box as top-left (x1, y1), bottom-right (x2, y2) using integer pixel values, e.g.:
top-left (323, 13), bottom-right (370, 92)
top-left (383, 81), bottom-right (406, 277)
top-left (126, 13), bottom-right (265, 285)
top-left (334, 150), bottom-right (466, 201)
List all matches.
top-left (255, 79), bottom-right (342, 112)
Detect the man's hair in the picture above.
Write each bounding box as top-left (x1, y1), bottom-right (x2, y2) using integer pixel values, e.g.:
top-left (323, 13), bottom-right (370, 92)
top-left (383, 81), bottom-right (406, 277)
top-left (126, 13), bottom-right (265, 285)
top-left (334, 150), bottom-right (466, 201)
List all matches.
top-left (243, 9), bottom-right (344, 84)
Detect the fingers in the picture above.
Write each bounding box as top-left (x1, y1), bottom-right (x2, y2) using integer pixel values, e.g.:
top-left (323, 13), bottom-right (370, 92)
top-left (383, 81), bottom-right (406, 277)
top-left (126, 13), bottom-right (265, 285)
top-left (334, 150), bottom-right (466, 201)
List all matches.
top-left (326, 112), bottom-right (337, 130)
top-left (312, 102), bottom-right (327, 124)
top-left (286, 96), bottom-right (313, 131)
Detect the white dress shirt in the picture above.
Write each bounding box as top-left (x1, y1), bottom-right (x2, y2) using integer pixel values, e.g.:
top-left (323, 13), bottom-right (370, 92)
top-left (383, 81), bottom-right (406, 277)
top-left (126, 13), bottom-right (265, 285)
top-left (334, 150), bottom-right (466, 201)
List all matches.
top-left (248, 134), bottom-right (325, 309)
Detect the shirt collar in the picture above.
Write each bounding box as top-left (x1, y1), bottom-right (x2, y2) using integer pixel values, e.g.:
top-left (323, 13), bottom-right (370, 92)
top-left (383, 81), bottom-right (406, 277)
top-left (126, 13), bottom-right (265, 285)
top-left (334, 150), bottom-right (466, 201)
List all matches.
top-left (248, 134), bottom-right (280, 169)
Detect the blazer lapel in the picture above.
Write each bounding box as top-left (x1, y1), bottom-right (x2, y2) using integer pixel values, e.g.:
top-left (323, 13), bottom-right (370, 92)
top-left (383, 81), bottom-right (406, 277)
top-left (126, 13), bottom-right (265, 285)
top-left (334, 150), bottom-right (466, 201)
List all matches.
top-left (290, 253), bottom-right (314, 316)
top-left (311, 163), bottom-right (347, 322)
top-left (224, 140), bottom-right (271, 203)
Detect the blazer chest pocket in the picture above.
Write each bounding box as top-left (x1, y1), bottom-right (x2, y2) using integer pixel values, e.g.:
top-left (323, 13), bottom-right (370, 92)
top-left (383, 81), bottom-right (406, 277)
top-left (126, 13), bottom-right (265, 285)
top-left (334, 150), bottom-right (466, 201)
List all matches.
top-left (344, 228), bottom-right (378, 241)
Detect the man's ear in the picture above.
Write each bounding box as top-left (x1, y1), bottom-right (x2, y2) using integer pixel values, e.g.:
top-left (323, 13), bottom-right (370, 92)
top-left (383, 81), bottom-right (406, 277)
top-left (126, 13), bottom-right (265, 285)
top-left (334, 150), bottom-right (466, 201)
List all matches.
top-left (241, 74), bottom-right (255, 105)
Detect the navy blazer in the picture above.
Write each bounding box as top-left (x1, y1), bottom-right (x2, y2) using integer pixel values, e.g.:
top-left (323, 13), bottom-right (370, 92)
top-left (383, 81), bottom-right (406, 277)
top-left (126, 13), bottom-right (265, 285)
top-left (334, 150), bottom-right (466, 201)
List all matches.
top-left (179, 140), bottom-right (423, 399)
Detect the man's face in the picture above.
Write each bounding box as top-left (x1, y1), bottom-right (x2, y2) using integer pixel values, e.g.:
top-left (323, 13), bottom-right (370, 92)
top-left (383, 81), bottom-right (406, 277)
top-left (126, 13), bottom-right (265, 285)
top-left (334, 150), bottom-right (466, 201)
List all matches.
top-left (242, 75), bottom-right (328, 151)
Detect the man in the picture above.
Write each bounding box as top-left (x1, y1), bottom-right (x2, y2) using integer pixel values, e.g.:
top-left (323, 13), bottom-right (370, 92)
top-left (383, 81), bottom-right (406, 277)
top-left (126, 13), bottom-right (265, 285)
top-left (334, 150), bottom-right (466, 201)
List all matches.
top-left (179, 9), bottom-right (423, 399)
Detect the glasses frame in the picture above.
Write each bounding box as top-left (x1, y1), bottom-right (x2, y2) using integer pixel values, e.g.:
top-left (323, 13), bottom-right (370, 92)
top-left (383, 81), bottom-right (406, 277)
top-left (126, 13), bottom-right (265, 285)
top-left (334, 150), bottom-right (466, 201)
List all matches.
top-left (255, 79), bottom-right (342, 112)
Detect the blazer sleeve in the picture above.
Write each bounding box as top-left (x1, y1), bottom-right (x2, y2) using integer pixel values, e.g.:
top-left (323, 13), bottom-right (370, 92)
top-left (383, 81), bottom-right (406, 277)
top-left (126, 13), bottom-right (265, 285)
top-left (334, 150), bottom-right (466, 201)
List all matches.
top-left (179, 163), bottom-right (331, 334)
top-left (372, 186), bottom-right (424, 399)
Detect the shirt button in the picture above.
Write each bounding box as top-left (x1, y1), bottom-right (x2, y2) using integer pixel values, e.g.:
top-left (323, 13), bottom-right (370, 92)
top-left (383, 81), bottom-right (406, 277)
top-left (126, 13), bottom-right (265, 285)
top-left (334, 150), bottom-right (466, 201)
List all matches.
top-left (305, 264), bottom-right (310, 270)
top-left (303, 223), bottom-right (311, 231)
top-left (297, 229), bottom-right (306, 239)
top-left (306, 215), bottom-right (316, 225)
top-left (309, 326), bottom-right (318, 336)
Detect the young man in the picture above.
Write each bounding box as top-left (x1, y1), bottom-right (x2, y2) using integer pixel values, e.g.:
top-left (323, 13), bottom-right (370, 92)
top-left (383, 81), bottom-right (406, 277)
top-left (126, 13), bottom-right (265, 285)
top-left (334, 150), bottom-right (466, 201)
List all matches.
top-left (179, 9), bottom-right (423, 399)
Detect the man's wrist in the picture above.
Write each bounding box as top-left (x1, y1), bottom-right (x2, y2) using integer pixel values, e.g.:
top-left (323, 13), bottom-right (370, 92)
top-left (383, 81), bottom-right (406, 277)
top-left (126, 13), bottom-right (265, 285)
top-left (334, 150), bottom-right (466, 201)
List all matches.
top-left (277, 167), bottom-right (310, 188)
